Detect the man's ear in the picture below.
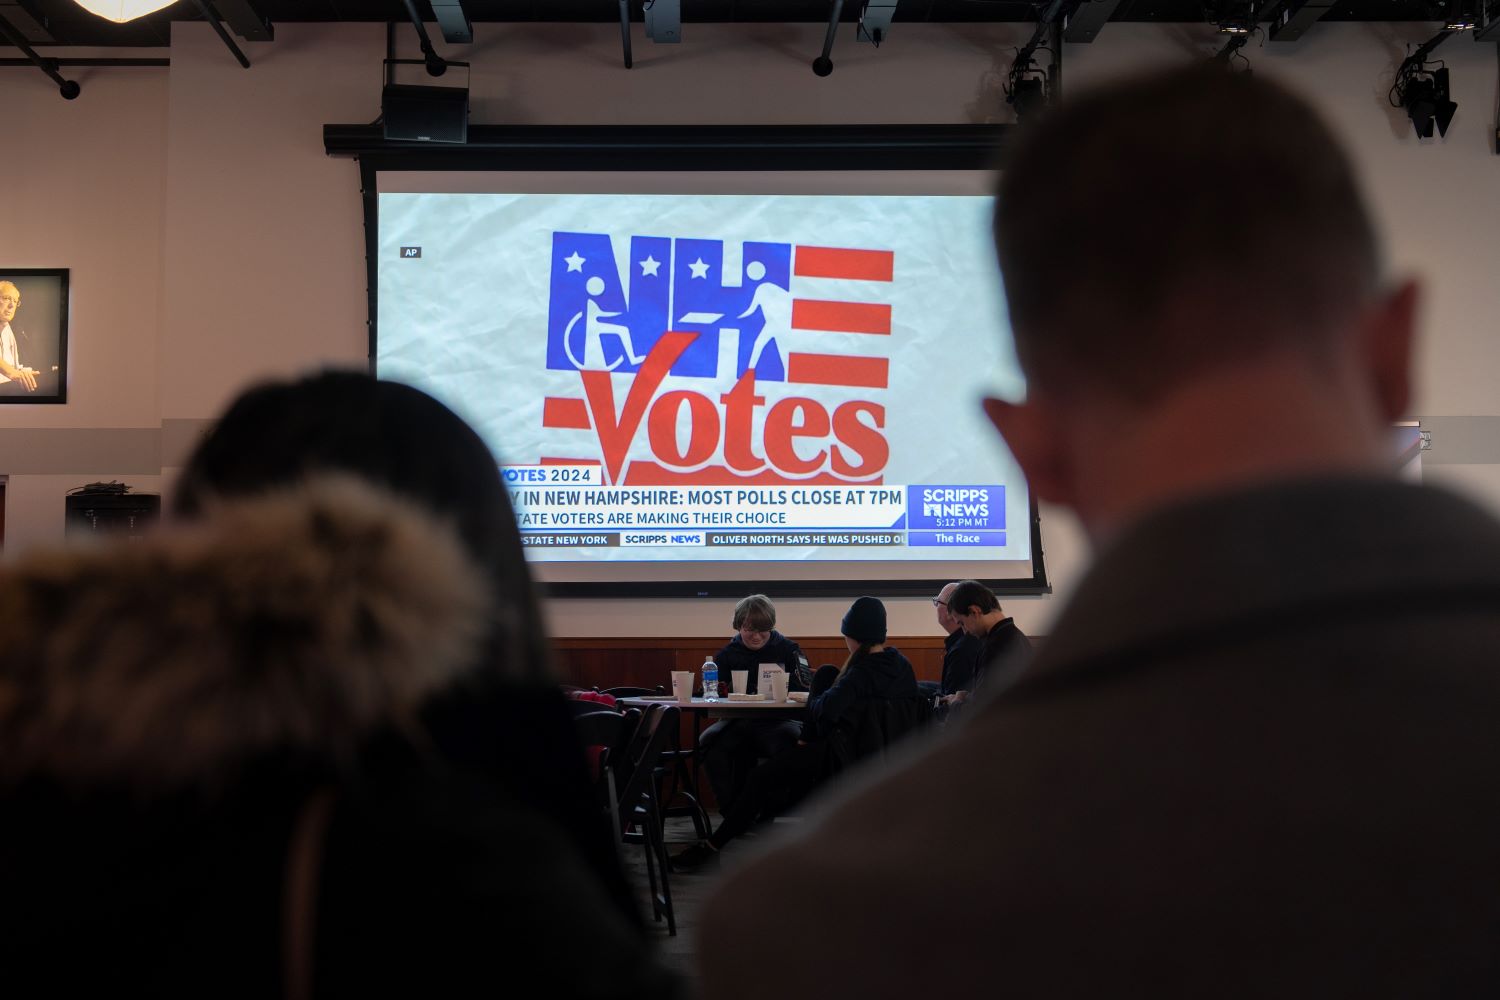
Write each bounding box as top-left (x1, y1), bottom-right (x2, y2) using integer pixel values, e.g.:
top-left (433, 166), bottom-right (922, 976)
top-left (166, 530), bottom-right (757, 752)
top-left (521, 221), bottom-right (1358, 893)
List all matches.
top-left (982, 395), bottom-right (1075, 508)
top-left (1362, 279), bottom-right (1418, 422)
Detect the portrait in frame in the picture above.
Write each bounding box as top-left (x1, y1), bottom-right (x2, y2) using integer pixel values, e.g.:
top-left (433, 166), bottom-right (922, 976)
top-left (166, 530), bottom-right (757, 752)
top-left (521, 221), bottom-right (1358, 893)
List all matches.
top-left (0, 268), bottom-right (68, 404)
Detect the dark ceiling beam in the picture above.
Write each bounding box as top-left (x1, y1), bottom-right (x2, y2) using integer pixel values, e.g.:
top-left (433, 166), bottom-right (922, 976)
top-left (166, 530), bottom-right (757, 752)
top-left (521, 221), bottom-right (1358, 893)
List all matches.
top-left (188, 0), bottom-right (252, 66)
top-left (212, 0), bottom-right (273, 41)
top-left (1474, 1), bottom-right (1500, 40)
top-left (324, 122), bottom-right (1011, 171)
top-left (0, 0), bottom-right (49, 42)
top-left (1062, 0), bottom-right (1122, 43)
top-left (0, 10), bottom-right (79, 97)
top-left (1268, 0), bottom-right (1336, 41)
top-left (430, 1), bottom-right (472, 44)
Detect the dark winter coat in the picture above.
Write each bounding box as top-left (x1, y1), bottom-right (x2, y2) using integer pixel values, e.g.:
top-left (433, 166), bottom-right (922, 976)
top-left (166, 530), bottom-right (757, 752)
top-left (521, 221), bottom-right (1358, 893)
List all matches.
top-left (712, 629), bottom-right (808, 692)
top-left (0, 477), bottom-right (679, 999)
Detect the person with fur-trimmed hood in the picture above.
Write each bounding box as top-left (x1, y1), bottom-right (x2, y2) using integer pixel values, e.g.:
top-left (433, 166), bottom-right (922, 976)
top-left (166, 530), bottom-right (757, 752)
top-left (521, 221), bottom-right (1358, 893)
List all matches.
top-left (0, 373), bottom-right (680, 999)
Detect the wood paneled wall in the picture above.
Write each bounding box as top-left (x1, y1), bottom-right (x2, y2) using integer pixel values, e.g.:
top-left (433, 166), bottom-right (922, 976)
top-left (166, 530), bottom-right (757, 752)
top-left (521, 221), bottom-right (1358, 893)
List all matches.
top-left (553, 635), bottom-right (949, 691)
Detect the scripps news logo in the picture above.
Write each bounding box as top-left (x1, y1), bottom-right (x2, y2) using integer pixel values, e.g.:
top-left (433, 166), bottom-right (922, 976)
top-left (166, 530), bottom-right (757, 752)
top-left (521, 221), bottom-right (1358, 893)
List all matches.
top-left (541, 231), bottom-right (893, 487)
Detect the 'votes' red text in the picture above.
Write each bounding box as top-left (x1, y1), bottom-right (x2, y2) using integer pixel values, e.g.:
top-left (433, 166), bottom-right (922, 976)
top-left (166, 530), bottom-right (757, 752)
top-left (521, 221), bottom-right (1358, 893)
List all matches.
top-left (578, 331), bottom-right (888, 486)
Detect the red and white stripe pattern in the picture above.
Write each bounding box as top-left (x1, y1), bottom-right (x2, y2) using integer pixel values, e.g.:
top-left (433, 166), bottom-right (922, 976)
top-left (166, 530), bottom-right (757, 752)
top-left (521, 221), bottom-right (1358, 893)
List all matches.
top-left (786, 244), bottom-right (894, 390)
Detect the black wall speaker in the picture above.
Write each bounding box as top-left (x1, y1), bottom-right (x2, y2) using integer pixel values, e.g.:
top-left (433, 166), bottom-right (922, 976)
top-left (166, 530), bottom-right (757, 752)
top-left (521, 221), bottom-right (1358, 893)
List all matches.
top-left (382, 84), bottom-right (469, 144)
top-left (64, 493), bottom-right (161, 539)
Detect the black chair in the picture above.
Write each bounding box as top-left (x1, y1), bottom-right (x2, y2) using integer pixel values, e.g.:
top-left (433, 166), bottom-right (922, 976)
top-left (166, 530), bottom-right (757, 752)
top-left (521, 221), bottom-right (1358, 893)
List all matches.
top-left (572, 709), bottom-right (627, 840)
top-left (601, 687), bottom-right (711, 838)
top-left (616, 703), bottom-right (679, 935)
top-left (829, 694), bottom-right (936, 776)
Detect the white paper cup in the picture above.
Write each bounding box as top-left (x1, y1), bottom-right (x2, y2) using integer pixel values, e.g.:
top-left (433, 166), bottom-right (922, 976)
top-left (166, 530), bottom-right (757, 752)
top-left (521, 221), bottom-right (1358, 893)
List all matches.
top-left (760, 664), bottom-right (782, 701)
top-left (671, 671), bottom-right (695, 704)
top-left (770, 672), bottom-right (789, 702)
top-left (732, 670), bottom-right (749, 694)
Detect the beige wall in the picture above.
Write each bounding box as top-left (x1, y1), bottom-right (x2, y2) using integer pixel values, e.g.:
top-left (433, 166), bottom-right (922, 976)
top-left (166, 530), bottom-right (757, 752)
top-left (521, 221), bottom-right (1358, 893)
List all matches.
top-left (2, 20), bottom-right (1497, 639)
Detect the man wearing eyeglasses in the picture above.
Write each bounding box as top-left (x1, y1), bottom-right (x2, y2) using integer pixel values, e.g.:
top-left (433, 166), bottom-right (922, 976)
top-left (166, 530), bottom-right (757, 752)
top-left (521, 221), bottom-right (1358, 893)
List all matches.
top-left (931, 582), bottom-right (982, 707)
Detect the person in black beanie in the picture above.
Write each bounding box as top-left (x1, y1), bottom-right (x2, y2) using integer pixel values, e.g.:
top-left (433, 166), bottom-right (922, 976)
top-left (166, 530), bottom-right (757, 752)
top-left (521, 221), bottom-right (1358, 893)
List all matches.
top-left (672, 596), bottom-right (921, 871)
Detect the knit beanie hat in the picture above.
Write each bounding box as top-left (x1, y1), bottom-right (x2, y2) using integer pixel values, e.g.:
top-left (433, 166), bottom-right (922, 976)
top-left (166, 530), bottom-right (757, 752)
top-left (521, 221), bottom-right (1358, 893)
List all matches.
top-left (841, 596), bottom-right (887, 645)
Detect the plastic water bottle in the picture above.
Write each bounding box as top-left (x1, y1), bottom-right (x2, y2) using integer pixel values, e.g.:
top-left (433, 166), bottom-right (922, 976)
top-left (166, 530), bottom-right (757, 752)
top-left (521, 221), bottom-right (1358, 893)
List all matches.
top-left (702, 658), bottom-right (719, 702)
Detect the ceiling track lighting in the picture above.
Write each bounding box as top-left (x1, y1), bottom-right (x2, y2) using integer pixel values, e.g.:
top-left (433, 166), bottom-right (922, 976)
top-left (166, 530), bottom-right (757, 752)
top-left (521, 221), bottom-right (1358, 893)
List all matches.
top-left (1004, 0), bottom-right (1067, 120)
top-left (1390, 30), bottom-right (1458, 139)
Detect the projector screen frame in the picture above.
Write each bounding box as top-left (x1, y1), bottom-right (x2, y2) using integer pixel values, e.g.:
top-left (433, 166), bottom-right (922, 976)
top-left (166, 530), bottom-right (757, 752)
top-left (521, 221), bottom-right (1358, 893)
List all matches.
top-left (330, 122), bottom-right (1049, 598)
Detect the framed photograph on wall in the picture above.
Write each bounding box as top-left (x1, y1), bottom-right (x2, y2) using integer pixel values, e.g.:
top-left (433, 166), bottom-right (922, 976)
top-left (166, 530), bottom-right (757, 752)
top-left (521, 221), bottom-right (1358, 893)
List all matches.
top-left (0, 268), bottom-right (68, 404)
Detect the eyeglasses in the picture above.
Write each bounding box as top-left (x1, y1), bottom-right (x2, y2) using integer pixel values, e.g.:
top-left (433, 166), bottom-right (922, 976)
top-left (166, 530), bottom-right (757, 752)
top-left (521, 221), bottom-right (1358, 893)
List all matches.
top-left (739, 625), bottom-right (772, 636)
top-left (931, 598), bottom-right (948, 608)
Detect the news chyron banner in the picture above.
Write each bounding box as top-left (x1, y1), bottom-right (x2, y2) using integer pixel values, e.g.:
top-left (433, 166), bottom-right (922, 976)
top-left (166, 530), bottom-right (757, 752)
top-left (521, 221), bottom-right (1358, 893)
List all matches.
top-left (378, 192), bottom-right (1029, 564)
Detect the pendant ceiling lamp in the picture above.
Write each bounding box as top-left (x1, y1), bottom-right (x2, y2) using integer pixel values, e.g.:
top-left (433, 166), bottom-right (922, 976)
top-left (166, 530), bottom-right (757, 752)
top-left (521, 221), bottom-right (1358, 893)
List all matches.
top-left (72, 0), bottom-right (178, 23)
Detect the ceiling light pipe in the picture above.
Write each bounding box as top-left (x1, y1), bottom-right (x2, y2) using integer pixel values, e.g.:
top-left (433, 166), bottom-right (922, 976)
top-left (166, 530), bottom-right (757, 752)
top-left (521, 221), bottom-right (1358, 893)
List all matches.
top-left (0, 14), bottom-right (81, 98)
top-left (401, 0), bottom-right (447, 76)
top-left (813, 0), bottom-right (844, 76)
top-left (619, 0), bottom-right (632, 69)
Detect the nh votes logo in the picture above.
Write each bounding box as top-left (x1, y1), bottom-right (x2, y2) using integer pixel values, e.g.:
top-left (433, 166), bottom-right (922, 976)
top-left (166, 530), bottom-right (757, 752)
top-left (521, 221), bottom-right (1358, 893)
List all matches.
top-left (541, 231), bottom-right (894, 487)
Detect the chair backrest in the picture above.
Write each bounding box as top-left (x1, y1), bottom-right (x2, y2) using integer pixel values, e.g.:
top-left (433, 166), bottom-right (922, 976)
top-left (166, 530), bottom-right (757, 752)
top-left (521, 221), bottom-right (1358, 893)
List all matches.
top-left (613, 706), bottom-right (644, 785)
top-left (572, 709), bottom-right (626, 751)
top-left (600, 685), bottom-right (664, 698)
top-left (833, 695), bottom-right (935, 773)
top-left (614, 703), bottom-right (679, 834)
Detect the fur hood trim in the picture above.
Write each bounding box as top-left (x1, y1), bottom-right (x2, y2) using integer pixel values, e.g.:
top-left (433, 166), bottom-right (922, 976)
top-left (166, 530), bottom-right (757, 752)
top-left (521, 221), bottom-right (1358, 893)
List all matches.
top-left (0, 476), bottom-right (493, 790)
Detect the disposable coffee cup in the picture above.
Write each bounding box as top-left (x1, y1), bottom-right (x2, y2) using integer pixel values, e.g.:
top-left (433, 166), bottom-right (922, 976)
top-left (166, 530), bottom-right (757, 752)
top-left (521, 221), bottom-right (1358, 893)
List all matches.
top-left (670, 671), bottom-right (695, 704)
top-left (759, 664), bottom-right (783, 701)
top-left (770, 672), bottom-right (790, 702)
top-left (732, 670), bottom-right (749, 694)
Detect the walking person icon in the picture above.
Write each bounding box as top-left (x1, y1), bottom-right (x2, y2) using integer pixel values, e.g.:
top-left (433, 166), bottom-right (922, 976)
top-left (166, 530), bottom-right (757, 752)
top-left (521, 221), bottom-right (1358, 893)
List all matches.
top-left (737, 261), bottom-right (790, 381)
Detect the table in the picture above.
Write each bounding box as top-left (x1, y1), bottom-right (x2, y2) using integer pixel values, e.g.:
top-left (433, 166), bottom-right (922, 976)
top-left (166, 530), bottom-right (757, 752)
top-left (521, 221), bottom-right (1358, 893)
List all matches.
top-left (619, 695), bottom-right (809, 719)
top-left (618, 696), bottom-right (810, 834)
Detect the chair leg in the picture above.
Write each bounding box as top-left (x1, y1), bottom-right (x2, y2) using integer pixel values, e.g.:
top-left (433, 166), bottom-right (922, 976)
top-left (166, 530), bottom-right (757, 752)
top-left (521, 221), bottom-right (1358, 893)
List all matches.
top-left (642, 791), bottom-right (678, 941)
top-left (605, 770), bottom-right (622, 845)
top-left (636, 806), bottom-right (663, 924)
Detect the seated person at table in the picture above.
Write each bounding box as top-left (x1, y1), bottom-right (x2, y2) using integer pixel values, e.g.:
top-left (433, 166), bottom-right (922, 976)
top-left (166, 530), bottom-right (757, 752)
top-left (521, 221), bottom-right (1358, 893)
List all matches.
top-left (943, 579), bottom-right (1032, 707)
top-left (928, 580), bottom-right (982, 705)
top-left (672, 596), bottom-right (920, 871)
top-left (699, 594), bottom-right (809, 813)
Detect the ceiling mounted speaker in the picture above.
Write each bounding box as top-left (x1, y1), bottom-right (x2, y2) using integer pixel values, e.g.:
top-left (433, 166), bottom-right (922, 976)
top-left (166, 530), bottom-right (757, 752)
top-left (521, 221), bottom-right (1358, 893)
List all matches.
top-left (72, 0), bottom-right (178, 22)
top-left (382, 84), bottom-right (469, 144)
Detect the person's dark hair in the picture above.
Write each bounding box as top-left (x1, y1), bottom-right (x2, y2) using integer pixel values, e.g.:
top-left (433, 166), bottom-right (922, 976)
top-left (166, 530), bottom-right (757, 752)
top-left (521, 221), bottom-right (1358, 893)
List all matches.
top-left (173, 370), bottom-right (551, 683)
top-left (994, 66), bottom-right (1381, 402)
top-left (947, 580), bottom-right (999, 618)
top-left (733, 594), bottom-right (777, 632)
